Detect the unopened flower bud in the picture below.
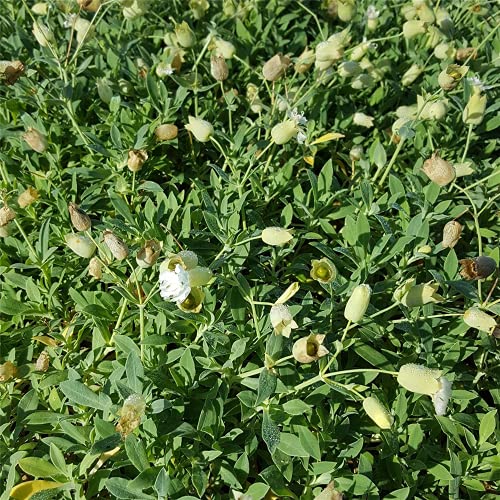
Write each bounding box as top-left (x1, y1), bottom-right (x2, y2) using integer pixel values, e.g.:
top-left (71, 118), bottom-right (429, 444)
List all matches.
top-left (422, 152), bottom-right (455, 186)
top-left (434, 42), bottom-right (455, 60)
top-left (350, 42), bottom-right (369, 61)
top-left (310, 257), bottom-right (336, 284)
top-left (116, 393), bottom-right (146, 437)
top-left (417, 244), bottom-right (432, 254)
top-left (97, 78), bottom-right (113, 104)
top-left (271, 120), bottom-right (298, 145)
top-left (337, 0), bottom-right (356, 21)
top-left (23, 128), bottom-right (47, 153)
top-left (261, 227), bottom-right (294, 246)
top-left (78, 0), bottom-right (101, 11)
top-left (155, 124), bottom-right (178, 141)
top-left (349, 145), bottom-right (364, 162)
top-left (394, 279), bottom-right (444, 307)
top-left (188, 266), bottom-right (212, 287)
top-left (270, 304), bottom-right (298, 338)
top-left (68, 202), bottom-right (91, 231)
top-left (292, 334), bottom-right (329, 363)
top-left (363, 397), bottom-right (393, 429)
top-left (0, 361), bottom-right (17, 382)
top-left (262, 53), bottom-right (291, 81)
top-left (463, 307), bottom-right (497, 333)
top-left (33, 21), bottom-right (54, 47)
top-left (214, 38), bottom-right (235, 59)
top-left (210, 55), bottom-right (229, 81)
top-left (32, 2), bottom-right (48, 15)
top-left (462, 87), bottom-right (487, 126)
top-left (88, 256), bottom-right (102, 279)
top-left (174, 21), bottom-right (195, 48)
top-left (0, 205), bottom-right (16, 227)
top-left (344, 284), bottom-right (371, 323)
top-left (35, 351), bottom-right (50, 372)
top-left (401, 64), bottom-right (423, 86)
top-left (402, 20), bottom-right (427, 39)
top-left (295, 47), bottom-right (315, 74)
top-left (127, 149), bottom-right (148, 172)
top-left (178, 287), bottom-right (205, 313)
top-left (442, 221), bottom-right (462, 248)
top-left (338, 61), bottom-right (361, 78)
top-left (397, 363), bottom-right (442, 395)
top-left (459, 256), bottom-right (497, 280)
top-left (0, 60), bottom-right (25, 85)
top-left (65, 233), bottom-right (96, 258)
top-left (136, 239), bottom-right (161, 268)
top-left (185, 116), bottom-right (214, 143)
top-left (103, 230), bottom-right (129, 260)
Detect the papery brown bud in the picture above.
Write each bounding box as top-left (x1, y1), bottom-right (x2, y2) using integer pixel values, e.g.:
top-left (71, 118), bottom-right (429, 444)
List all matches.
top-left (422, 152), bottom-right (455, 186)
top-left (68, 202), bottom-right (91, 231)
top-left (155, 124), bottom-right (178, 141)
top-left (0, 361), bottom-right (17, 382)
top-left (127, 149), bottom-right (148, 172)
top-left (295, 48), bottom-right (315, 74)
top-left (0, 205), bottom-right (16, 227)
top-left (442, 221), bottom-right (462, 248)
top-left (262, 53), bottom-right (291, 81)
top-left (459, 256), bottom-right (497, 280)
top-left (210, 55), bottom-right (229, 81)
top-left (78, 0), bottom-right (101, 11)
top-left (88, 256), bottom-right (102, 279)
top-left (17, 187), bottom-right (39, 208)
top-left (116, 394), bottom-right (146, 437)
top-left (0, 60), bottom-right (25, 85)
top-left (103, 230), bottom-right (129, 260)
top-left (136, 239), bottom-right (161, 268)
top-left (456, 47), bottom-right (477, 61)
top-left (23, 128), bottom-right (47, 153)
top-left (35, 351), bottom-right (50, 372)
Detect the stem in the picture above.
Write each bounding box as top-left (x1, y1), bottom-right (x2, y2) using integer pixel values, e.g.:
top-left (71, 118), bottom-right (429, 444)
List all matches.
top-left (110, 299), bottom-right (128, 344)
top-left (238, 354), bottom-right (294, 379)
top-left (321, 320), bottom-right (352, 375)
top-left (139, 305), bottom-right (145, 361)
top-left (461, 124), bottom-right (474, 163)
top-left (375, 138), bottom-right (405, 186)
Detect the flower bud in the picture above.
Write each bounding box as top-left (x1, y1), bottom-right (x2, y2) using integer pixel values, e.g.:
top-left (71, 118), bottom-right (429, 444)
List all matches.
top-left (185, 116), bottom-right (214, 143)
top-left (33, 21), bottom-right (54, 47)
top-left (394, 279), bottom-right (443, 307)
top-left (363, 397), bottom-right (393, 429)
top-left (116, 393), bottom-right (146, 437)
top-left (0, 361), bottom-right (17, 382)
top-left (434, 42), bottom-right (455, 60)
top-left (351, 73), bottom-right (374, 90)
top-left (123, 0), bottom-right (149, 19)
top-left (295, 47), bottom-right (315, 74)
top-left (65, 233), bottom-right (96, 258)
top-left (401, 64), bottom-right (423, 86)
top-left (422, 152), bottom-right (455, 186)
top-left (210, 55), bottom-right (229, 81)
top-left (353, 112), bottom-right (374, 128)
top-left (0, 205), bottom-right (16, 227)
top-left (338, 61), bottom-right (361, 78)
top-left (127, 149), bottom-right (148, 172)
top-left (74, 18), bottom-right (95, 44)
top-left (178, 287), bottom-right (205, 313)
top-left (190, 0), bottom-right (209, 19)
top-left (315, 39), bottom-right (344, 70)
top-left (32, 2), bottom-right (49, 15)
top-left (154, 124), bottom-right (178, 141)
top-left (397, 363), bottom-right (442, 395)
top-left (174, 21), bottom-right (195, 48)
top-left (463, 307), bottom-right (497, 333)
top-left (78, 0), bottom-right (101, 11)
top-left (214, 38), bottom-right (235, 59)
top-left (337, 0), bottom-right (355, 21)
top-left (442, 221), bottom-right (462, 249)
top-left (23, 128), bottom-right (47, 153)
top-left (310, 257), bottom-right (336, 284)
top-left (68, 202), bottom-right (91, 231)
top-left (262, 53), bottom-right (291, 81)
top-left (349, 145), bottom-right (364, 162)
top-left (462, 87), bottom-right (487, 126)
top-left (88, 256), bottom-right (102, 279)
top-left (270, 304), bottom-right (298, 338)
top-left (417, 244), bottom-right (432, 254)
top-left (35, 351), bottom-right (50, 372)
top-left (0, 60), bottom-right (25, 85)
top-left (459, 256), bottom-right (497, 280)
top-left (292, 334), bottom-right (329, 363)
top-left (271, 120), bottom-right (298, 145)
top-left (344, 284), bottom-right (371, 323)
top-left (188, 266), bottom-right (213, 287)
top-left (97, 78), bottom-right (113, 104)
top-left (432, 377), bottom-right (452, 416)
top-left (275, 282), bottom-right (300, 305)
top-left (402, 20), bottom-right (427, 39)
top-left (103, 230), bottom-right (129, 260)
top-left (366, 6), bottom-right (380, 31)
top-left (261, 227), bottom-right (294, 246)
top-left (426, 100), bottom-right (448, 120)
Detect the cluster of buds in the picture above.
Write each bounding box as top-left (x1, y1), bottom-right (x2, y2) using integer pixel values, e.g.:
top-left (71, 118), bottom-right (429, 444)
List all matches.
top-left (116, 393), bottom-right (146, 437)
top-left (159, 250), bottom-right (212, 313)
top-left (397, 363), bottom-right (452, 416)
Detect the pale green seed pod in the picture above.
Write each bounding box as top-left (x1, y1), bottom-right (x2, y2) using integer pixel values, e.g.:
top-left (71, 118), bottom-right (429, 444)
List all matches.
top-left (402, 20), bottom-right (427, 39)
top-left (337, 0), bottom-right (355, 21)
top-left (310, 257), bottom-right (336, 284)
top-left (185, 116), bottom-right (214, 142)
top-left (32, 2), bottom-right (49, 15)
top-left (295, 47), bottom-right (315, 74)
top-left (463, 88), bottom-right (487, 126)
top-left (188, 266), bottom-right (213, 287)
top-left (363, 397), bottom-right (393, 429)
top-left (261, 227), bottom-right (294, 246)
top-left (434, 42), bottom-right (455, 60)
top-left (353, 112), bottom-right (374, 128)
top-left (65, 233), bottom-right (96, 258)
top-left (338, 61), bottom-right (361, 78)
top-left (397, 363), bottom-right (442, 395)
top-left (401, 64), bottom-right (423, 86)
top-left (214, 38), bottom-right (235, 59)
top-left (344, 284), bottom-right (371, 323)
top-left (174, 21), bottom-right (195, 48)
top-left (463, 307), bottom-right (497, 333)
top-left (400, 282), bottom-right (443, 307)
top-left (271, 120), bottom-right (298, 145)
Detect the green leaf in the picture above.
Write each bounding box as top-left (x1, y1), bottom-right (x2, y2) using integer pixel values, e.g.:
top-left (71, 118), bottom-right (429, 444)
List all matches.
top-left (277, 432), bottom-right (309, 457)
top-left (297, 426), bottom-right (321, 460)
top-left (18, 458), bottom-right (61, 479)
top-left (255, 368), bottom-right (277, 406)
top-left (479, 410), bottom-right (497, 445)
top-left (262, 409), bottom-right (280, 454)
top-left (125, 434), bottom-right (149, 472)
top-left (59, 380), bottom-right (111, 411)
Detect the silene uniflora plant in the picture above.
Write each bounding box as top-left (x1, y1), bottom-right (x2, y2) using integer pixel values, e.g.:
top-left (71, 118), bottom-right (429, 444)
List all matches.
top-left (0, 0), bottom-right (499, 499)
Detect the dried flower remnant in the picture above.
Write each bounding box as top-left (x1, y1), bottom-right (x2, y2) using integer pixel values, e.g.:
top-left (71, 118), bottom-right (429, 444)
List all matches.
top-left (127, 149), bottom-right (148, 172)
top-left (88, 257), bottom-right (102, 279)
top-left (442, 221), bottom-right (462, 248)
top-left (459, 256), bottom-right (497, 280)
top-left (155, 124), bottom-right (178, 141)
top-left (0, 60), bottom-right (25, 85)
top-left (463, 307), bottom-right (497, 333)
top-left (262, 53), bottom-right (291, 81)
top-left (35, 351), bottom-right (50, 372)
top-left (0, 361), bottom-right (17, 382)
top-left (422, 152), bottom-right (455, 186)
top-left (310, 257), bottom-right (336, 284)
top-left (17, 187), bottom-right (39, 208)
top-left (210, 55), bottom-right (229, 81)
top-left (68, 202), bottom-right (91, 231)
top-left (136, 240), bottom-right (161, 268)
top-left (103, 231), bottom-right (129, 260)
top-left (269, 304), bottom-right (298, 338)
top-left (292, 334), bottom-right (329, 363)
top-left (295, 47), bottom-right (315, 74)
top-left (363, 397), bottom-right (393, 429)
top-left (116, 394), bottom-right (146, 437)
top-left (78, 0), bottom-right (101, 11)
top-left (438, 64), bottom-right (468, 91)
top-left (0, 205), bottom-right (16, 227)
top-left (23, 128), bottom-right (47, 153)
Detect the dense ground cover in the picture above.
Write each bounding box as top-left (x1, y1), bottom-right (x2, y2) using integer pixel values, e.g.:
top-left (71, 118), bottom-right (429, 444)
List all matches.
top-left (0, 0), bottom-right (499, 498)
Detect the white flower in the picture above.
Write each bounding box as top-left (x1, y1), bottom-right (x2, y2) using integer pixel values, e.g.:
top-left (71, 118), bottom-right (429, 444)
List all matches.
top-left (353, 112), bottom-right (374, 128)
top-left (432, 377), bottom-right (452, 416)
top-left (296, 131), bottom-right (307, 144)
top-left (466, 76), bottom-right (492, 91)
top-left (270, 304), bottom-right (298, 337)
top-left (366, 5), bottom-right (380, 19)
top-left (288, 107), bottom-right (307, 126)
top-left (157, 64), bottom-right (174, 76)
top-left (159, 264), bottom-right (191, 303)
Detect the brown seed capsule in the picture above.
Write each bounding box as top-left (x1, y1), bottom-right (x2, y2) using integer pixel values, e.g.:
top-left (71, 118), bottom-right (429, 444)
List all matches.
top-left (68, 202), bottom-right (91, 231)
top-left (0, 60), bottom-right (25, 85)
top-left (23, 128), bottom-right (47, 153)
top-left (0, 205), bottom-right (16, 226)
top-left (0, 360), bottom-right (17, 382)
top-left (154, 124), bottom-right (178, 141)
top-left (127, 149), bottom-right (148, 172)
top-left (78, 0), bottom-right (101, 11)
top-left (210, 55), bottom-right (229, 81)
top-left (262, 53), bottom-right (291, 81)
top-left (17, 187), bottom-right (39, 208)
top-left (136, 239), bottom-right (161, 268)
top-left (35, 351), bottom-right (50, 372)
top-left (422, 152), bottom-right (456, 186)
top-left (459, 256), bottom-right (497, 280)
top-left (456, 47), bottom-right (477, 61)
top-left (103, 230), bottom-right (129, 260)
top-left (295, 47), bottom-right (315, 74)
top-left (442, 221), bottom-right (462, 249)
top-left (88, 256), bottom-right (102, 279)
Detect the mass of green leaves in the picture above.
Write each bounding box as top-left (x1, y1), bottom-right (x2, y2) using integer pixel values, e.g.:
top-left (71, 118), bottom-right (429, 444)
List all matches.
top-left (0, 0), bottom-right (499, 499)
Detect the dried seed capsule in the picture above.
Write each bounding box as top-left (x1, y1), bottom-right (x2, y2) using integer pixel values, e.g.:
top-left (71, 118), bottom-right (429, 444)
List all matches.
top-left (456, 47), bottom-right (477, 61)
top-left (262, 53), bottom-right (291, 81)
top-left (116, 393), bottom-right (146, 437)
top-left (459, 256), bottom-right (497, 280)
top-left (88, 257), bottom-right (102, 279)
top-left (463, 307), bottom-right (497, 333)
top-left (422, 152), bottom-right (456, 186)
top-left (0, 60), bottom-right (25, 85)
top-left (78, 0), bottom-right (101, 11)
top-left (292, 334), bottom-right (329, 364)
top-left (17, 187), bottom-right (39, 208)
top-left (442, 221), bottom-right (462, 248)
top-left (127, 149), bottom-right (148, 172)
top-left (23, 128), bottom-right (47, 153)
top-left (35, 351), bottom-right (50, 372)
top-left (68, 202), bottom-right (91, 231)
top-left (210, 55), bottom-right (229, 81)
top-left (155, 124), bottom-right (178, 141)
top-left (103, 230), bottom-right (129, 260)
top-left (0, 205), bottom-right (16, 226)
top-left (363, 397), bottom-right (393, 429)
top-left (0, 361), bottom-right (17, 382)
top-left (136, 240), bottom-right (161, 268)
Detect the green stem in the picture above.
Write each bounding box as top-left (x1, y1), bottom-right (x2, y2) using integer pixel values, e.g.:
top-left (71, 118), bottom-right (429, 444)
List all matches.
top-left (238, 354), bottom-right (294, 379)
top-left (110, 299), bottom-right (128, 344)
top-left (139, 305), bottom-right (145, 362)
top-left (461, 124), bottom-right (474, 163)
top-left (375, 138), bottom-right (405, 187)
top-left (321, 320), bottom-right (352, 375)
